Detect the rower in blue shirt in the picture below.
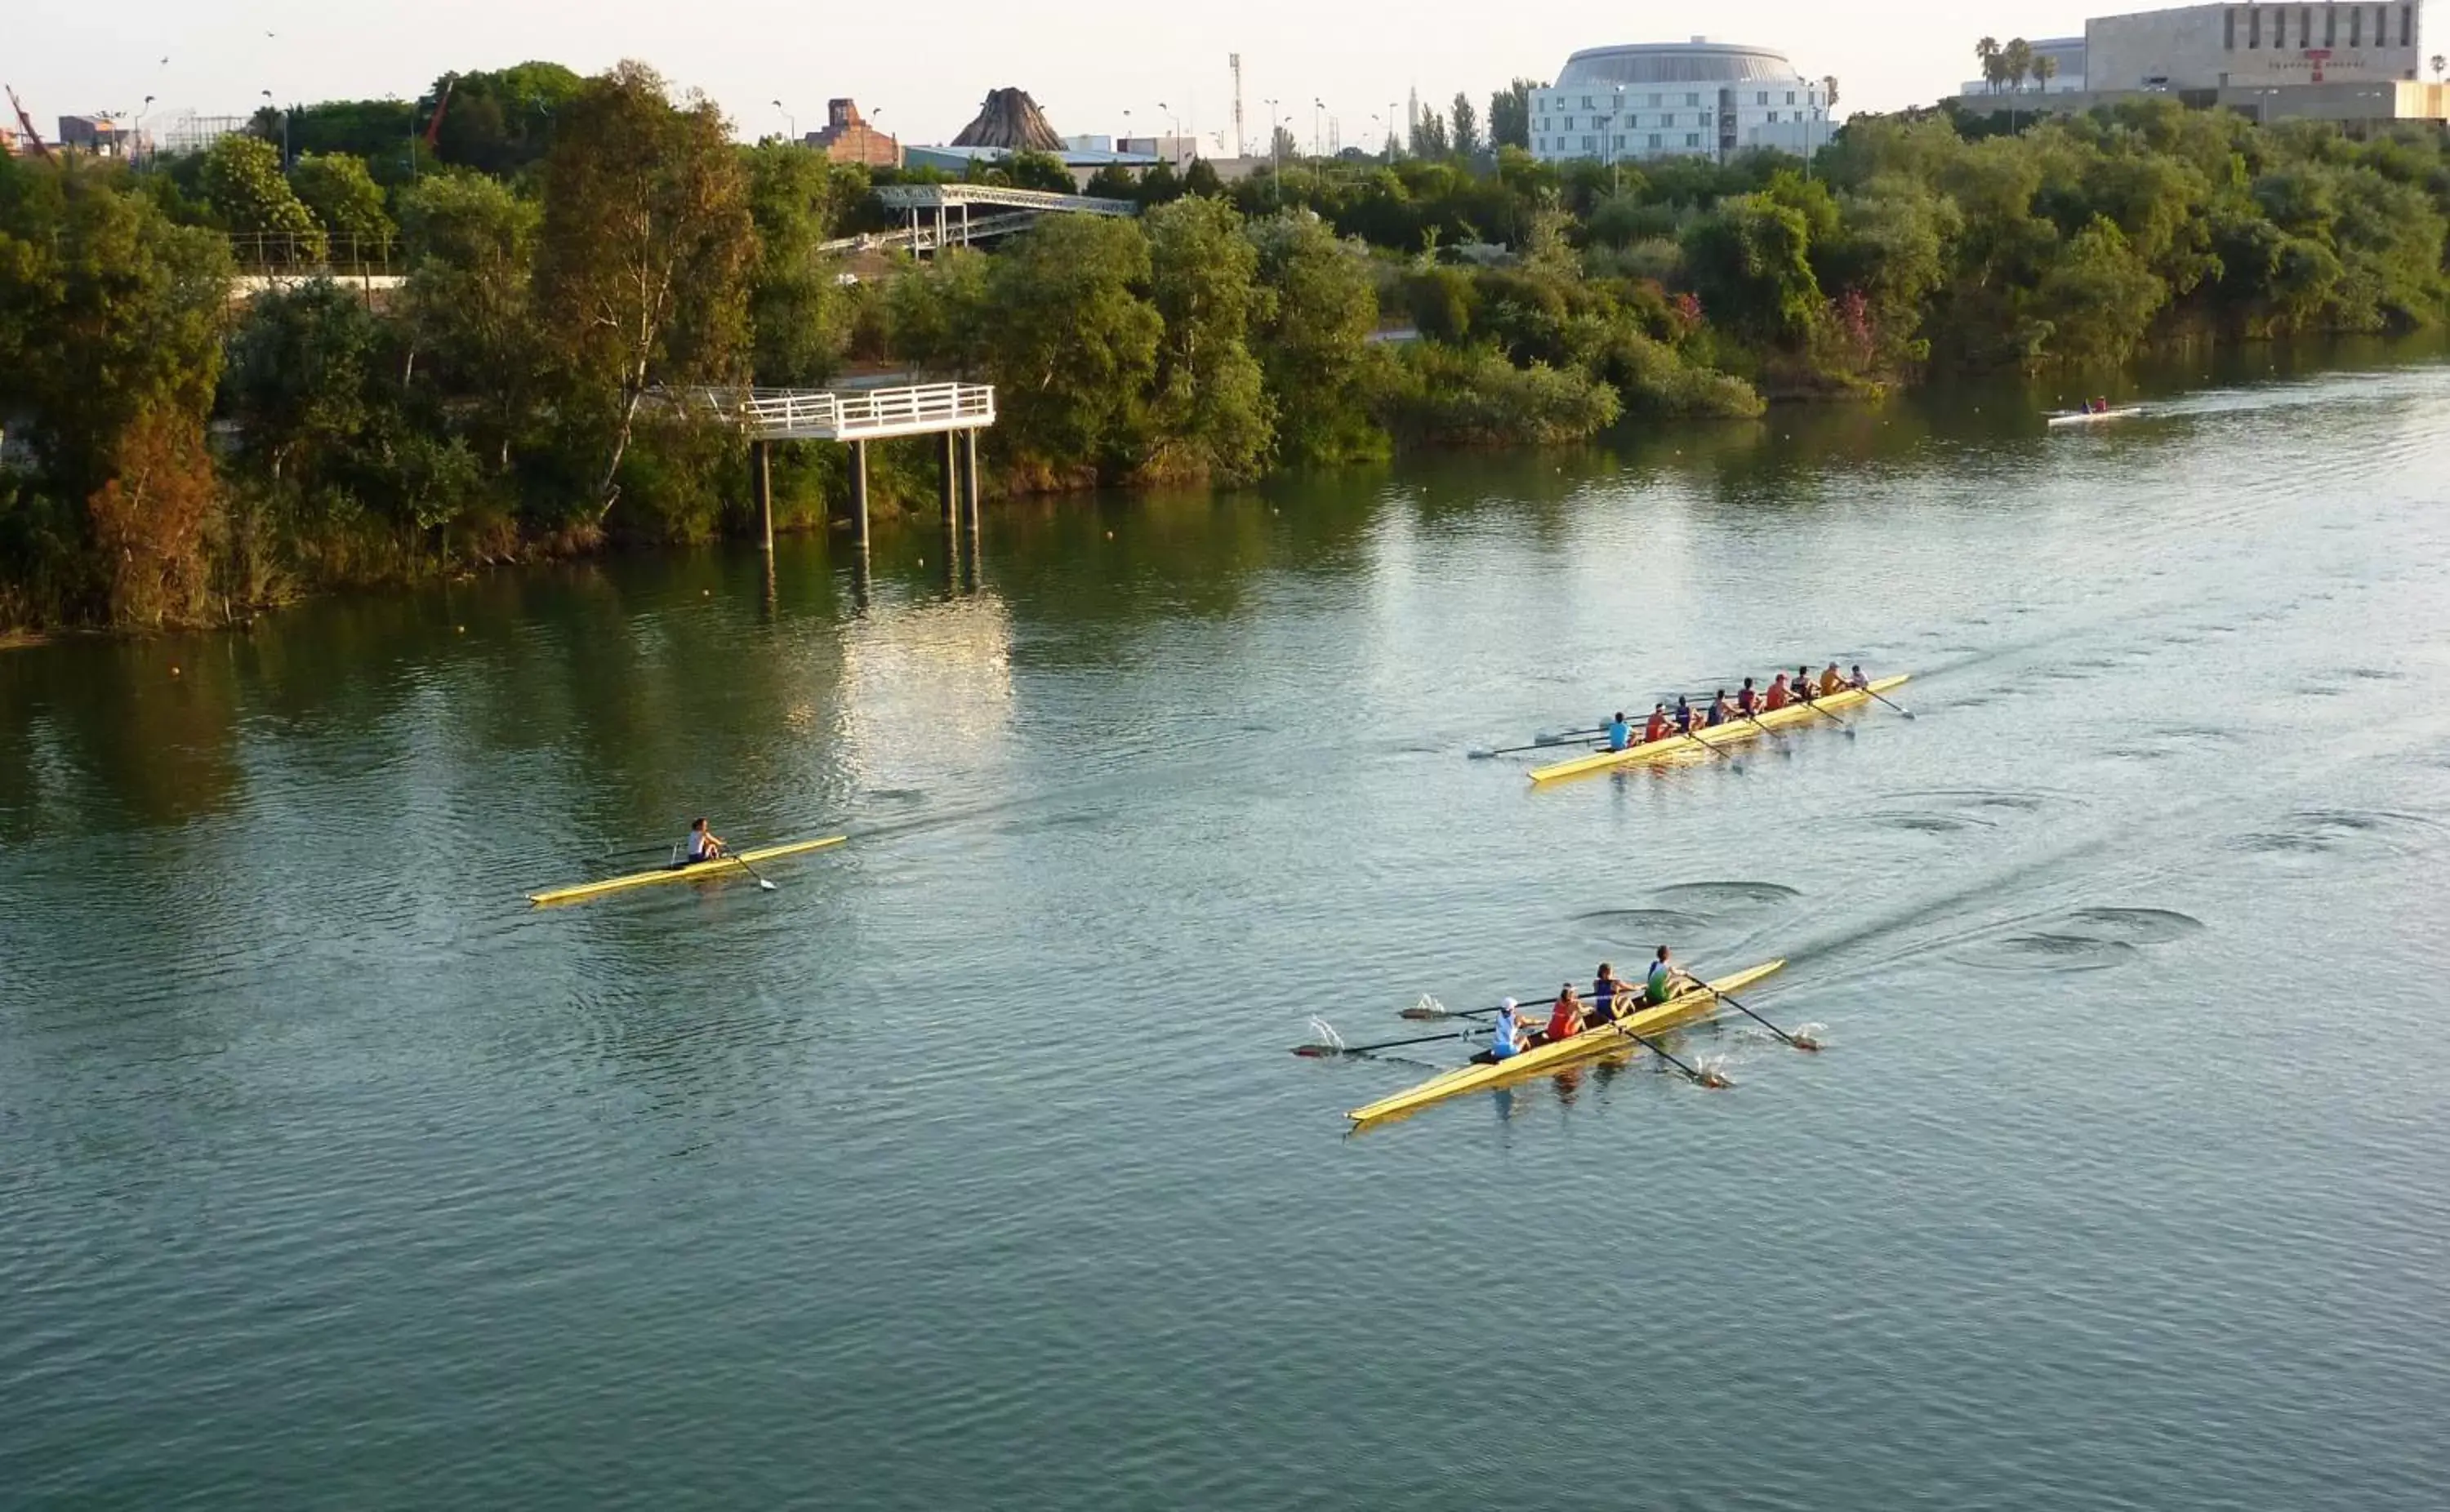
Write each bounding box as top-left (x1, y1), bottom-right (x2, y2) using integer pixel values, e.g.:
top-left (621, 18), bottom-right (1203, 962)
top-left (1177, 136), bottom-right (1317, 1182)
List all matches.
top-left (1472, 998), bottom-right (1528, 1064)
top-left (1605, 712), bottom-right (1633, 751)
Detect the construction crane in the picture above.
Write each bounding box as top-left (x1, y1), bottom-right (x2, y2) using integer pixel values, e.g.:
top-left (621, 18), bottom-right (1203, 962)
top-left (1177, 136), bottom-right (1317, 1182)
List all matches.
top-left (7, 84), bottom-right (54, 159)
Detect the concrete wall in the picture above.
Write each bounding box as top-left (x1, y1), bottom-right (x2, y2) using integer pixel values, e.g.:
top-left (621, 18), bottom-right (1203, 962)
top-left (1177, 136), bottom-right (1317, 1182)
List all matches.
top-left (1947, 76), bottom-right (2448, 126)
top-left (2086, 4), bottom-right (2423, 93)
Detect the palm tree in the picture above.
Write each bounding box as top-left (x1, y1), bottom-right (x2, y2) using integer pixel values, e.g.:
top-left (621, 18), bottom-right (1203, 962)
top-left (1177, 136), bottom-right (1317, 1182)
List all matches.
top-left (2433, 54), bottom-right (2446, 82)
top-left (2033, 53), bottom-right (2059, 95)
top-left (1976, 37), bottom-right (2003, 95)
top-left (1823, 74), bottom-right (1841, 111)
top-left (2005, 38), bottom-right (2035, 93)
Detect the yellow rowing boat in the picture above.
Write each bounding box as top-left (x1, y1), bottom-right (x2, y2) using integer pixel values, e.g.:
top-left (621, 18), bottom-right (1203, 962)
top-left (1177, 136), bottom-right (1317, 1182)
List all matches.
top-left (526, 835), bottom-right (847, 907)
top-left (1347, 959), bottom-right (1784, 1128)
top-left (1529, 675), bottom-right (1911, 785)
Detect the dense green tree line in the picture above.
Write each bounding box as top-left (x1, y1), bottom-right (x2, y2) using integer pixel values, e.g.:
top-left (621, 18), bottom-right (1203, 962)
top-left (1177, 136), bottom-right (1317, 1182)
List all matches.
top-left (7, 57), bottom-right (2450, 633)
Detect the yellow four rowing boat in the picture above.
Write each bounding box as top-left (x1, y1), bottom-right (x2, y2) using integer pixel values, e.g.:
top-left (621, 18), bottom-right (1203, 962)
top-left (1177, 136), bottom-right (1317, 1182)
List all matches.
top-left (1347, 959), bottom-right (1785, 1128)
top-left (1529, 675), bottom-right (1912, 785)
top-left (526, 835), bottom-right (847, 907)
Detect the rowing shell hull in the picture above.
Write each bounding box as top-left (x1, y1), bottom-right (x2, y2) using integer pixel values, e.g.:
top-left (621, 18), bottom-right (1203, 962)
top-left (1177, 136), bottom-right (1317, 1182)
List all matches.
top-left (1346, 960), bottom-right (1784, 1128)
top-left (527, 835), bottom-right (847, 906)
top-left (2046, 407), bottom-right (2142, 425)
top-left (1529, 675), bottom-right (1911, 785)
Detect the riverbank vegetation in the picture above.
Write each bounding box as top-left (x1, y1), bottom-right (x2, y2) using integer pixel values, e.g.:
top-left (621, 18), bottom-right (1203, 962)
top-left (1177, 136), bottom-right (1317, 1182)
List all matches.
top-left (6, 58), bottom-right (2450, 632)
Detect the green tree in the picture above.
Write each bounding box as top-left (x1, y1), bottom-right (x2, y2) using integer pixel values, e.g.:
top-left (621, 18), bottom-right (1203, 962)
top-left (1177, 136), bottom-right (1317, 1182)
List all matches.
top-left (743, 141), bottom-right (847, 386)
top-left (1451, 93), bottom-right (1481, 158)
top-left (430, 62), bottom-right (586, 176)
top-left (1142, 195), bottom-right (1273, 482)
top-left (1681, 193), bottom-right (1824, 348)
top-left (1490, 80), bottom-right (1537, 151)
top-left (289, 152), bottom-right (395, 248)
top-left (201, 134), bottom-right (324, 260)
top-left (532, 61), bottom-right (754, 522)
top-left (0, 157), bottom-right (231, 622)
top-left (400, 172), bottom-right (541, 471)
top-left (2034, 216), bottom-right (2167, 365)
top-left (1248, 212), bottom-right (1387, 465)
top-left (1005, 150), bottom-right (1076, 193)
top-left (978, 216), bottom-right (1160, 484)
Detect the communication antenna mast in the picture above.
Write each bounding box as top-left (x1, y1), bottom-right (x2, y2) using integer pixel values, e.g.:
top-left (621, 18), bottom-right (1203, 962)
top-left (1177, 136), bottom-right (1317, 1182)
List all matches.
top-left (1230, 53), bottom-right (1244, 158)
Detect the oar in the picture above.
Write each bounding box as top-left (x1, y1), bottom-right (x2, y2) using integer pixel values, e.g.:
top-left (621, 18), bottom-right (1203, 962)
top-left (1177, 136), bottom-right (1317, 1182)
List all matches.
top-left (717, 846), bottom-right (780, 892)
top-left (1292, 1025), bottom-right (1487, 1058)
top-left (1792, 695), bottom-right (1855, 737)
top-left (1608, 1018), bottom-right (1730, 1088)
top-left (1859, 683), bottom-right (1915, 719)
top-left (1401, 994), bottom-right (1542, 1022)
top-left (1679, 726), bottom-right (1740, 767)
top-left (1687, 977), bottom-right (1820, 1052)
top-left (1470, 736), bottom-right (1597, 760)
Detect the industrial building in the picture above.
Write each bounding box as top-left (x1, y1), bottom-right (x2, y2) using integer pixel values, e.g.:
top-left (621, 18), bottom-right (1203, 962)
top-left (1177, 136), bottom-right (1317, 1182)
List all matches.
top-left (1528, 39), bottom-right (1830, 165)
top-left (1946, 4), bottom-right (2443, 127)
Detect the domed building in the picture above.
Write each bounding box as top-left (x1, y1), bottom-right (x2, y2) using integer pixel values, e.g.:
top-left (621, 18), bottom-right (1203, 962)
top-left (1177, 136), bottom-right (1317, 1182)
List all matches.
top-left (1529, 38), bottom-right (1829, 166)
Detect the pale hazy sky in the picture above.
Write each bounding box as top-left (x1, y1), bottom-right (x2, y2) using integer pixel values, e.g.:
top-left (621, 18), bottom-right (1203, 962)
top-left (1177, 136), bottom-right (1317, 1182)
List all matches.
top-left (11, 0), bottom-right (2444, 146)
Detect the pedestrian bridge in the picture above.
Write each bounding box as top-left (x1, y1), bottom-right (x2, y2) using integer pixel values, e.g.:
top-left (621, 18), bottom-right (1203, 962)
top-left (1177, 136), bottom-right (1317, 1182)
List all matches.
top-left (824, 185), bottom-right (1138, 256)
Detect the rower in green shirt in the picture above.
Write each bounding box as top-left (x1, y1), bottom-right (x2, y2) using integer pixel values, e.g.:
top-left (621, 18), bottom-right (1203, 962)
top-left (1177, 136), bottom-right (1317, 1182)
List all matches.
top-left (1644, 945), bottom-right (1692, 1006)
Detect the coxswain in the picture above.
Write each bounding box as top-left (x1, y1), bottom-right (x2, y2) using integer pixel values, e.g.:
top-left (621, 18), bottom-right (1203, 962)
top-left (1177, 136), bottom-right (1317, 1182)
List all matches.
top-left (1736, 677), bottom-right (1759, 716)
top-left (1644, 945), bottom-right (1690, 1007)
top-left (684, 817), bottom-right (728, 866)
top-left (1848, 663), bottom-right (1870, 691)
top-left (1473, 998), bottom-right (1528, 1064)
top-left (1539, 985), bottom-right (1584, 1046)
top-left (1763, 673), bottom-right (1793, 712)
top-left (1589, 963), bottom-right (1623, 1025)
top-left (1606, 711), bottom-right (1633, 752)
top-left (1644, 703), bottom-right (1671, 745)
top-left (1818, 662), bottom-right (1844, 696)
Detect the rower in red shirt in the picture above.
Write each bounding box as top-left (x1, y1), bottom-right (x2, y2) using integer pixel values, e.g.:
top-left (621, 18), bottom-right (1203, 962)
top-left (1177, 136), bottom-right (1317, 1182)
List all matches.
top-left (1763, 673), bottom-right (1793, 712)
top-left (1642, 703), bottom-right (1671, 745)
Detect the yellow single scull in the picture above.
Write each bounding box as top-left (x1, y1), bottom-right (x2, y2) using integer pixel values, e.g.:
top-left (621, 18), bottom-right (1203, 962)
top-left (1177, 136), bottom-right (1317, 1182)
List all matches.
top-left (526, 835), bottom-right (846, 907)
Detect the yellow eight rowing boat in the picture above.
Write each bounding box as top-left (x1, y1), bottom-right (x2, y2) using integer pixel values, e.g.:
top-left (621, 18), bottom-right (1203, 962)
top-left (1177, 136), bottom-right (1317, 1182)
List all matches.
top-left (1347, 959), bottom-right (1784, 1128)
top-left (526, 834), bottom-right (847, 907)
top-left (1529, 675), bottom-right (1911, 785)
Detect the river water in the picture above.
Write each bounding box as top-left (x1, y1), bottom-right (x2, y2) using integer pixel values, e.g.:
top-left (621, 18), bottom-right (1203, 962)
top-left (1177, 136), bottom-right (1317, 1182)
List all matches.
top-left (6, 346), bottom-right (2449, 1509)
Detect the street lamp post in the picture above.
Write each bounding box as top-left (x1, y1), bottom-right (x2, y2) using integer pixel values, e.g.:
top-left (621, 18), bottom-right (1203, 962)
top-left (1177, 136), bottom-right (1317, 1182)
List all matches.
top-left (134, 94), bottom-right (154, 166)
top-left (773, 100), bottom-right (795, 141)
top-left (1312, 97), bottom-right (1322, 158)
top-left (261, 89), bottom-right (288, 167)
top-left (1610, 83), bottom-right (1626, 192)
top-left (1263, 97), bottom-right (1281, 202)
top-left (1158, 100), bottom-right (1183, 168)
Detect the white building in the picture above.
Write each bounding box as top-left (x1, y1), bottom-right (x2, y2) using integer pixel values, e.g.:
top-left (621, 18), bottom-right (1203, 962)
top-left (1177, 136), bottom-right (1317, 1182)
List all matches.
top-left (1529, 38), bottom-right (1829, 166)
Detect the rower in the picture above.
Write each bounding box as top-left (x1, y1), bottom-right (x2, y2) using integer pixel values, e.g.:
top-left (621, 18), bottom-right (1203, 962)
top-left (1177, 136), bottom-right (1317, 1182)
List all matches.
top-left (1643, 703), bottom-right (1671, 745)
top-left (1848, 663), bottom-right (1869, 691)
top-left (1708, 689), bottom-right (1734, 727)
top-left (1674, 695), bottom-right (1697, 734)
top-left (684, 817), bottom-right (728, 867)
top-left (1818, 662), bottom-right (1844, 696)
top-left (1763, 673), bottom-right (1792, 712)
top-left (1472, 998), bottom-right (1528, 1064)
top-left (1589, 963), bottom-right (1623, 1025)
top-left (1736, 677), bottom-right (1758, 716)
top-left (1795, 665), bottom-right (1816, 700)
top-left (1606, 711), bottom-right (1633, 752)
top-left (1643, 945), bottom-right (1690, 1007)
top-left (1539, 985), bottom-right (1584, 1046)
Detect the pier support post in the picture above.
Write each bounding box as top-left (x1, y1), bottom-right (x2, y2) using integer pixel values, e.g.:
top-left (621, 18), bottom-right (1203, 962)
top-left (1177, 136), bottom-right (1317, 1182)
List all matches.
top-left (755, 442), bottom-right (773, 555)
top-left (939, 429), bottom-right (961, 575)
top-left (960, 429), bottom-right (982, 564)
top-left (849, 438), bottom-right (871, 559)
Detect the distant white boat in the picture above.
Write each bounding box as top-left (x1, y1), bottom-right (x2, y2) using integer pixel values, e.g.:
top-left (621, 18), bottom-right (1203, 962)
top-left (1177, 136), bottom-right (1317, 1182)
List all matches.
top-left (2046, 406), bottom-right (2145, 426)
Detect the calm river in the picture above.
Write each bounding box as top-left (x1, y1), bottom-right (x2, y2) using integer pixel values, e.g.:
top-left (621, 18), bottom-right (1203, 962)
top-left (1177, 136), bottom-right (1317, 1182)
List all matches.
top-left (6, 345), bottom-right (2449, 1509)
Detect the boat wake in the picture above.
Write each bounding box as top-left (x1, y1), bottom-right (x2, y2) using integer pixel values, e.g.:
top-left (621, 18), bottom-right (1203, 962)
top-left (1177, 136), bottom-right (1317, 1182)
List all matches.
top-left (1306, 1016), bottom-right (1344, 1052)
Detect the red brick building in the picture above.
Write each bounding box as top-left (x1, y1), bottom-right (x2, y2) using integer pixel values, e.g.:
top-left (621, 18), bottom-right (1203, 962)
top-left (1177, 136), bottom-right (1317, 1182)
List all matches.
top-left (808, 99), bottom-right (901, 167)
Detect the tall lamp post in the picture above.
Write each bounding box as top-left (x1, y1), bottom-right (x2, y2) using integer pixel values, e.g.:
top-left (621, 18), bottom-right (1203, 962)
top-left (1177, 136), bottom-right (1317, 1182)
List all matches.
top-left (1157, 101), bottom-right (1183, 167)
top-left (1312, 97), bottom-right (1322, 158)
top-left (773, 100), bottom-right (795, 141)
top-left (261, 89), bottom-right (288, 167)
top-left (1610, 83), bottom-right (1626, 192)
top-left (135, 94), bottom-right (154, 165)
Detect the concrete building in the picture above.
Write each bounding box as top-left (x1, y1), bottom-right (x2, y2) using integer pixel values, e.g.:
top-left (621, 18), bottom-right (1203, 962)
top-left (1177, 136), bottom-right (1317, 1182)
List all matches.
top-left (1959, 38), bottom-right (2090, 95)
top-left (805, 99), bottom-right (901, 168)
top-left (1528, 39), bottom-right (1829, 166)
top-left (902, 143), bottom-right (1160, 190)
top-left (2085, 2), bottom-right (2424, 91)
top-left (1945, 5), bottom-right (2441, 127)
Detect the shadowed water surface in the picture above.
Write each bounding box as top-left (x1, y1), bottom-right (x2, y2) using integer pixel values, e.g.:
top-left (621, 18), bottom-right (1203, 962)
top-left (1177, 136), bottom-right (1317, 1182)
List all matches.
top-left (6, 351), bottom-right (2450, 1508)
